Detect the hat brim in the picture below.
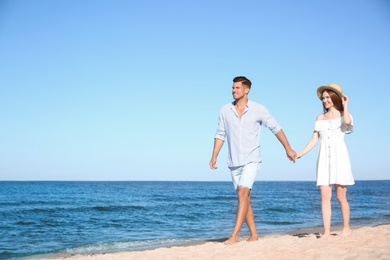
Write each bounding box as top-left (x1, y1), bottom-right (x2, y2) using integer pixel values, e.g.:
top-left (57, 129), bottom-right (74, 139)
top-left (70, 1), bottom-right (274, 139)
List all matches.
top-left (317, 86), bottom-right (343, 99)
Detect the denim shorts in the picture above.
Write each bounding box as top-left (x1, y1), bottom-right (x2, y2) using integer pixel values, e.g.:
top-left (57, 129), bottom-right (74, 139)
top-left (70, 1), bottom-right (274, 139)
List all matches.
top-left (229, 162), bottom-right (261, 190)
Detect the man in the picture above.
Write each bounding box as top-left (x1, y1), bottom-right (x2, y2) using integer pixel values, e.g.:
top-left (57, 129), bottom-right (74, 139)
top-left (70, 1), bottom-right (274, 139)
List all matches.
top-left (209, 76), bottom-right (296, 245)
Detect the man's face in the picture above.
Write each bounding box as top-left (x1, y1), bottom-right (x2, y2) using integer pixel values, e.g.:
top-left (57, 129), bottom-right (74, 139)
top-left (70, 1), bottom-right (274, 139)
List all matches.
top-left (232, 82), bottom-right (249, 100)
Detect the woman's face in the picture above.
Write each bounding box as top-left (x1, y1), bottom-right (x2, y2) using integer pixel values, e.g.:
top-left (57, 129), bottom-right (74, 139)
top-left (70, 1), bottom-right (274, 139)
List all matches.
top-left (321, 91), bottom-right (334, 110)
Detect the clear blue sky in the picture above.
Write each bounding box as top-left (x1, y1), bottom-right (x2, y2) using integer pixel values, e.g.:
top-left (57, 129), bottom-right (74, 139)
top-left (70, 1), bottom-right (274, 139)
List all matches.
top-left (1, 0), bottom-right (389, 181)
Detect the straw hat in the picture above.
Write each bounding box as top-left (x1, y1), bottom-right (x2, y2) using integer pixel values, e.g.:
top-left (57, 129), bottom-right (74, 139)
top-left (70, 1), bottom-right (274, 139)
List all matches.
top-left (317, 83), bottom-right (343, 99)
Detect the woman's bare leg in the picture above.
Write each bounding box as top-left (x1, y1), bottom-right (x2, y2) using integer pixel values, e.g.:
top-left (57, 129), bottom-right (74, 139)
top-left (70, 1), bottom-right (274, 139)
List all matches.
top-left (335, 184), bottom-right (352, 236)
top-left (320, 185), bottom-right (332, 239)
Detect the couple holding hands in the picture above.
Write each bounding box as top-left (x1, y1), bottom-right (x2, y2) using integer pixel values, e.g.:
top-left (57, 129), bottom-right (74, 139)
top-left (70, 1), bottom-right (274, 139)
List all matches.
top-left (209, 76), bottom-right (354, 244)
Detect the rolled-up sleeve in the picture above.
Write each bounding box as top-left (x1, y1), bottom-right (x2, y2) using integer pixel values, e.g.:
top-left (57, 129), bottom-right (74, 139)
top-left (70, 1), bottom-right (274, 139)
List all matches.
top-left (215, 110), bottom-right (226, 141)
top-left (261, 107), bottom-right (282, 135)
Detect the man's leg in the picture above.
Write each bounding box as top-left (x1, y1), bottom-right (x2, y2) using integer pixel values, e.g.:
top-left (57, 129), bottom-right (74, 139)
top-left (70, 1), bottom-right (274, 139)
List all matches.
top-left (224, 186), bottom-right (250, 245)
top-left (226, 163), bottom-right (259, 245)
top-left (245, 193), bottom-right (258, 241)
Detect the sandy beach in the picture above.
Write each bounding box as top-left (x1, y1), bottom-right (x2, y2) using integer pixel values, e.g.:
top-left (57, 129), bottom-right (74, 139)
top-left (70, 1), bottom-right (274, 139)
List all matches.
top-left (48, 224), bottom-right (390, 260)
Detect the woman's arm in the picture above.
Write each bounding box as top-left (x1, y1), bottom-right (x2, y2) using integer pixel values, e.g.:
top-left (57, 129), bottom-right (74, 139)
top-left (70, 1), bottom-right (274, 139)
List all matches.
top-left (342, 95), bottom-right (352, 125)
top-left (296, 131), bottom-right (319, 159)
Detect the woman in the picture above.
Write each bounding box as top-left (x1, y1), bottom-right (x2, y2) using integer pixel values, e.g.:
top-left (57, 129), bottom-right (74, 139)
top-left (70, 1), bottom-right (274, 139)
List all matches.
top-left (297, 83), bottom-right (354, 239)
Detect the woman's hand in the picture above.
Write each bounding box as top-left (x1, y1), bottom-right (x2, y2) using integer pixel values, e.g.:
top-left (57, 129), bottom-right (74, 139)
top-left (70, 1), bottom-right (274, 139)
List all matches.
top-left (342, 95), bottom-right (349, 106)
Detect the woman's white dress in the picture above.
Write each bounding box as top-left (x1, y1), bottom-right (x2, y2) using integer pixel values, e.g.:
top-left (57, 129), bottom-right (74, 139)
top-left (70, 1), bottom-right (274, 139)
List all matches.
top-left (315, 115), bottom-right (354, 186)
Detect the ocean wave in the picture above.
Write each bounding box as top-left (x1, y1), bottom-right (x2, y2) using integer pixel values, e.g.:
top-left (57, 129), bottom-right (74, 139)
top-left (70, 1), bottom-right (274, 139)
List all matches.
top-left (261, 220), bottom-right (303, 225)
top-left (60, 238), bottom-right (202, 256)
top-left (91, 205), bottom-right (147, 212)
top-left (265, 207), bottom-right (299, 213)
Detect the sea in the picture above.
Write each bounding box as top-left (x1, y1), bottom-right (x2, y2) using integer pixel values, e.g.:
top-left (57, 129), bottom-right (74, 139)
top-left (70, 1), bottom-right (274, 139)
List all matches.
top-left (0, 180), bottom-right (389, 259)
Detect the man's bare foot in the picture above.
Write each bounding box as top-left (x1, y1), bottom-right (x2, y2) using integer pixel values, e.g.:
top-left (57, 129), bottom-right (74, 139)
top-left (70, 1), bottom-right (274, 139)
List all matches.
top-left (247, 235), bottom-right (258, 242)
top-left (224, 237), bottom-right (238, 245)
top-left (341, 228), bottom-right (352, 237)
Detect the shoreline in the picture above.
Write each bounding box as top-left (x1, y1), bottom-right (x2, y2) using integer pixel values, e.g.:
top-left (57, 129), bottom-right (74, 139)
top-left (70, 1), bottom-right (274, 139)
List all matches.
top-left (33, 224), bottom-right (390, 260)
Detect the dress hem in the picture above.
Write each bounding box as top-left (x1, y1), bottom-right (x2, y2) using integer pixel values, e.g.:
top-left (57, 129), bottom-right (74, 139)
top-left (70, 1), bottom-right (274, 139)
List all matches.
top-left (316, 182), bottom-right (355, 187)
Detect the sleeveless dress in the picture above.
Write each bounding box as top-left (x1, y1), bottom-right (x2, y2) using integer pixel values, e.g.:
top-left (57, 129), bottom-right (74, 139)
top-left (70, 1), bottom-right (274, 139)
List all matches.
top-left (315, 115), bottom-right (354, 186)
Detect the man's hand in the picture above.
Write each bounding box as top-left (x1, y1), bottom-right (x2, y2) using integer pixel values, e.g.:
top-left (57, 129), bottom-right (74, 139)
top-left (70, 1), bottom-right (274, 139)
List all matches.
top-left (287, 149), bottom-right (297, 163)
top-left (209, 158), bottom-right (218, 169)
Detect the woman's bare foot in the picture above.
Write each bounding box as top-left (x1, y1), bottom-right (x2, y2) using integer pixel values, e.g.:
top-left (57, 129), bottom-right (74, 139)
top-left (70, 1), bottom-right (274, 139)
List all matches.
top-left (341, 228), bottom-right (352, 237)
top-left (318, 232), bottom-right (331, 239)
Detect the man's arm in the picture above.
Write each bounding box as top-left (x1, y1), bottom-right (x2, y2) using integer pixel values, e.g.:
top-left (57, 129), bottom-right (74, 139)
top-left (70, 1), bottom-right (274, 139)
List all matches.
top-left (275, 129), bottom-right (296, 163)
top-left (209, 138), bottom-right (224, 169)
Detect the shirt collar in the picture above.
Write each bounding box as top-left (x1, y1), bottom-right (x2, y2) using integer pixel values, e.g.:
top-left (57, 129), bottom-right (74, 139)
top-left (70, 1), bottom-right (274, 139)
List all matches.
top-left (230, 100), bottom-right (251, 107)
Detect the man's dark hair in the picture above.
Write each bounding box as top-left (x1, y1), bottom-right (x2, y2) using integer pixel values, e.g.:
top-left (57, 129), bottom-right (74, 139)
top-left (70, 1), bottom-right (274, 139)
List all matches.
top-left (233, 76), bottom-right (252, 89)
